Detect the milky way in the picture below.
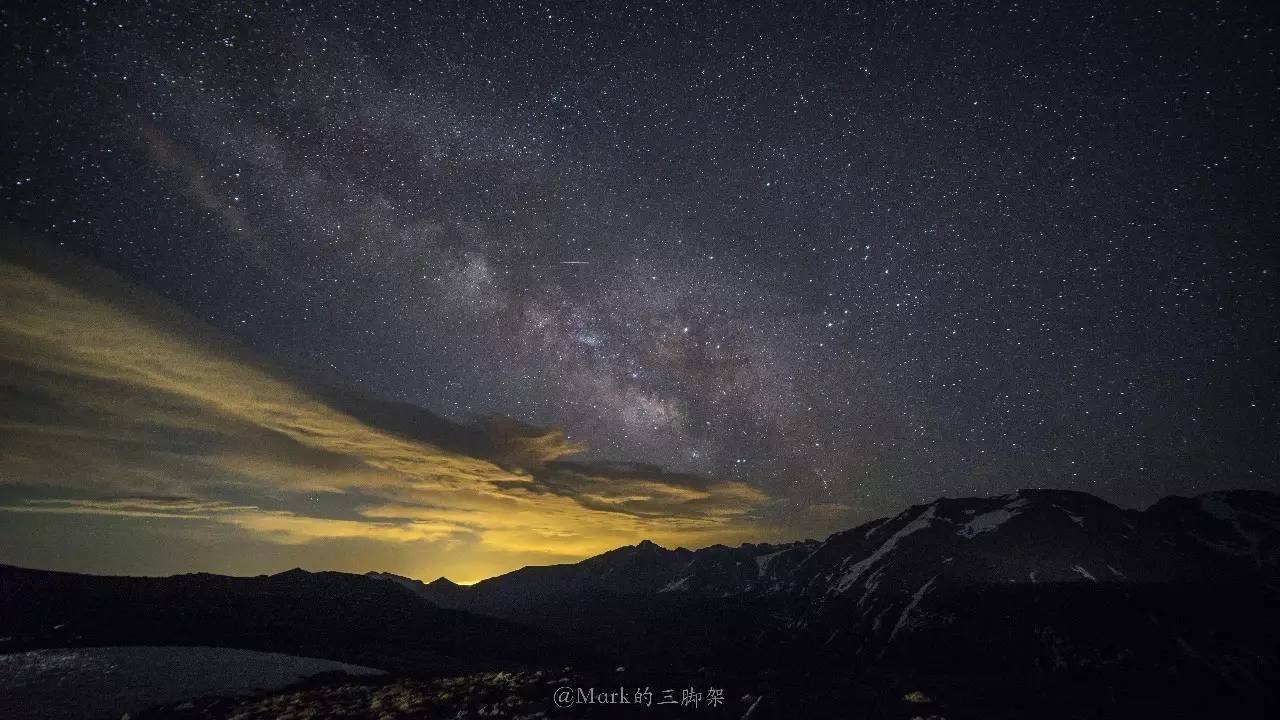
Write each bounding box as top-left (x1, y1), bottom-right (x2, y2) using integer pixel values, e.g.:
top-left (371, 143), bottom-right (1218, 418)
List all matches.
top-left (4, 0), bottom-right (1277, 534)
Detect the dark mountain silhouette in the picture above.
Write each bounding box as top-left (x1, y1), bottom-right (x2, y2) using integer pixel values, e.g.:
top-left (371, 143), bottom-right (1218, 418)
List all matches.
top-left (377, 538), bottom-right (819, 613)
top-left (4, 488), bottom-right (1277, 718)
top-left (371, 488), bottom-right (1278, 617)
top-left (365, 488), bottom-right (1280, 717)
top-left (0, 565), bottom-right (554, 673)
top-left (364, 572), bottom-right (473, 609)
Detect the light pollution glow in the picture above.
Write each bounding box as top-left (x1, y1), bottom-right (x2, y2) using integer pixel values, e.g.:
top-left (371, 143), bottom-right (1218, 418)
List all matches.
top-left (0, 242), bottom-right (774, 583)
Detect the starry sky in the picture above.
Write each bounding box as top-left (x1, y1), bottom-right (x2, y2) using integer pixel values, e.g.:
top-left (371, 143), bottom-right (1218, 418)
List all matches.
top-left (2, 1), bottom-right (1277, 581)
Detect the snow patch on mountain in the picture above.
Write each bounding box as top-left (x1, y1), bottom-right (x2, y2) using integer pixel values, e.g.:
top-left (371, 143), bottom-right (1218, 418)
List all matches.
top-left (958, 497), bottom-right (1029, 538)
top-left (856, 567), bottom-right (888, 608)
top-left (658, 576), bottom-right (691, 593)
top-left (832, 506), bottom-right (939, 595)
top-left (1055, 505), bottom-right (1085, 526)
top-left (1199, 495), bottom-right (1268, 558)
top-left (888, 574), bottom-right (938, 644)
top-left (753, 549), bottom-right (786, 577)
top-left (1071, 565), bottom-right (1098, 582)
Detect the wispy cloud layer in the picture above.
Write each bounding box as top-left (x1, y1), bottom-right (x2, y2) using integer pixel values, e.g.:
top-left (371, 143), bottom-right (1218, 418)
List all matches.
top-left (0, 244), bottom-right (771, 579)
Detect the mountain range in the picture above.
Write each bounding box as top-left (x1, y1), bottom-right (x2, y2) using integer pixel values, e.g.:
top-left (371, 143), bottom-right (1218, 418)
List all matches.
top-left (372, 488), bottom-right (1278, 606)
top-left (3, 487), bottom-right (1277, 718)
top-left (368, 487), bottom-right (1280, 717)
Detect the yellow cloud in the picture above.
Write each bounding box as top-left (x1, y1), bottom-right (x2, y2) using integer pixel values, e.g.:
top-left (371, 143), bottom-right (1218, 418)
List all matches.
top-left (480, 417), bottom-right (584, 470)
top-left (0, 497), bottom-right (466, 546)
top-left (0, 497), bottom-right (256, 519)
top-left (0, 240), bottom-right (773, 579)
top-left (222, 510), bottom-right (464, 545)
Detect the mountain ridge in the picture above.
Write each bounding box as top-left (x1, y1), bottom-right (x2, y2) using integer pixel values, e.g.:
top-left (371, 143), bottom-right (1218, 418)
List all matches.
top-left (366, 487), bottom-right (1278, 601)
top-left (4, 486), bottom-right (1276, 717)
top-left (0, 563), bottom-right (555, 673)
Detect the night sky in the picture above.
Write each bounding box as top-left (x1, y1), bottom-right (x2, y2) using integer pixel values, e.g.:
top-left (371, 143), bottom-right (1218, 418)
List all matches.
top-left (2, 1), bottom-right (1277, 580)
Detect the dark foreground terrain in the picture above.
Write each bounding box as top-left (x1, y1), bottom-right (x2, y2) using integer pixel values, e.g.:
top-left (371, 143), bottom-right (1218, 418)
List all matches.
top-left (0, 646), bottom-right (382, 720)
top-left (2, 488), bottom-right (1277, 718)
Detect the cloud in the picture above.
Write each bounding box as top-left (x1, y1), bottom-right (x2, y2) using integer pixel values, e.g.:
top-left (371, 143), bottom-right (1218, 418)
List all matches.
top-left (0, 239), bottom-right (772, 577)
top-left (479, 417), bottom-right (584, 471)
top-left (222, 510), bottom-right (464, 546)
top-left (0, 496), bottom-right (257, 519)
top-left (532, 461), bottom-right (768, 519)
top-left (0, 496), bottom-right (464, 546)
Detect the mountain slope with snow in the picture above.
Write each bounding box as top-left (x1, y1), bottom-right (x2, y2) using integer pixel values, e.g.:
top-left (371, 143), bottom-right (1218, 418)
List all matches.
top-left (364, 487), bottom-right (1278, 713)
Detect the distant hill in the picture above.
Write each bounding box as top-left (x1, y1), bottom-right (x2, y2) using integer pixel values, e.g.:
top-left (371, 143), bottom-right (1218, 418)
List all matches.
top-left (0, 565), bottom-right (556, 673)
